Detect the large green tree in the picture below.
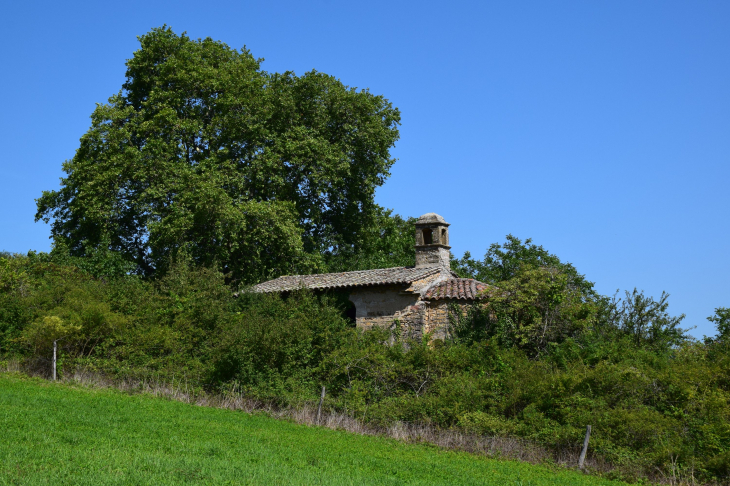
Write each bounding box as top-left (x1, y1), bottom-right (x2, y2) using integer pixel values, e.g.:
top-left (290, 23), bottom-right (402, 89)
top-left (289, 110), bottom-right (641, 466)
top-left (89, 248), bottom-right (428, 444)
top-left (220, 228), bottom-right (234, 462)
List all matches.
top-left (36, 27), bottom-right (401, 283)
top-left (323, 208), bottom-right (416, 272)
top-left (451, 234), bottom-right (595, 295)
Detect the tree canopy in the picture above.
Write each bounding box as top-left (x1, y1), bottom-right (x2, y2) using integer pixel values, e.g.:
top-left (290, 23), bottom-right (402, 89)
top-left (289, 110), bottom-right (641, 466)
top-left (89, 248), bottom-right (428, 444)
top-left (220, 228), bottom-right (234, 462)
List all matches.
top-left (451, 234), bottom-right (594, 294)
top-left (451, 235), bottom-right (689, 355)
top-left (36, 26), bottom-right (401, 283)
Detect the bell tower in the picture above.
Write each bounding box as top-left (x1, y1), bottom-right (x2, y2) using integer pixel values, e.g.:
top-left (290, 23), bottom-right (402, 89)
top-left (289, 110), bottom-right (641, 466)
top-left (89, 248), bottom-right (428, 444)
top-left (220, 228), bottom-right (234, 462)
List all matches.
top-left (414, 213), bottom-right (451, 268)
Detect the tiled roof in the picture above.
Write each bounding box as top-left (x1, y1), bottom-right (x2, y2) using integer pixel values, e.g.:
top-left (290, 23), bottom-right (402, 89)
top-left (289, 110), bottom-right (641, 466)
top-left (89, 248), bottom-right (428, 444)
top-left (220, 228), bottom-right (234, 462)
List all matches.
top-left (424, 278), bottom-right (490, 300)
top-left (254, 266), bottom-right (444, 293)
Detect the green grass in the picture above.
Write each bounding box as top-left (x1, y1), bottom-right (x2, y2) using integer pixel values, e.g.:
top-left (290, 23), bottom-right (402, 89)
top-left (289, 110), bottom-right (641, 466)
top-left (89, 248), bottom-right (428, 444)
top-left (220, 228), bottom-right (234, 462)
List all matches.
top-left (0, 373), bottom-right (632, 485)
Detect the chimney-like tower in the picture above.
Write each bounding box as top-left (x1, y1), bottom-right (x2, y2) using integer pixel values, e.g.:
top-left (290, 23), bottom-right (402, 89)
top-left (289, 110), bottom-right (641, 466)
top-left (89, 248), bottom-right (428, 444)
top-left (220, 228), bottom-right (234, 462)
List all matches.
top-left (414, 213), bottom-right (450, 268)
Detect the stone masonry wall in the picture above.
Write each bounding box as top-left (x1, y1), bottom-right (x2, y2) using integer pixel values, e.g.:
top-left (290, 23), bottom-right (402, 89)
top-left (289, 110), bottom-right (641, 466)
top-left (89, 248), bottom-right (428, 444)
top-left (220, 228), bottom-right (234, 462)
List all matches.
top-left (415, 247), bottom-right (450, 268)
top-left (422, 300), bottom-right (472, 341)
top-left (350, 284), bottom-right (475, 343)
top-left (350, 285), bottom-right (419, 332)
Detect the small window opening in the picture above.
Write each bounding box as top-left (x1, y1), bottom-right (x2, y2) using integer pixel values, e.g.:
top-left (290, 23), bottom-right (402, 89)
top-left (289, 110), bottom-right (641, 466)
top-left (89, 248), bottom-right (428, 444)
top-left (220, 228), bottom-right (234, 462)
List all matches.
top-left (423, 228), bottom-right (433, 245)
top-left (441, 228), bottom-right (447, 242)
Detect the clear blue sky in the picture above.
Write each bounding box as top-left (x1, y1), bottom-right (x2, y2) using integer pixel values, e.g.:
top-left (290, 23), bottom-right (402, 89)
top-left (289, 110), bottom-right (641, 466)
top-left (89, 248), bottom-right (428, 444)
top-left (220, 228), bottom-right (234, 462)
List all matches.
top-left (2, 0), bottom-right (728, 337)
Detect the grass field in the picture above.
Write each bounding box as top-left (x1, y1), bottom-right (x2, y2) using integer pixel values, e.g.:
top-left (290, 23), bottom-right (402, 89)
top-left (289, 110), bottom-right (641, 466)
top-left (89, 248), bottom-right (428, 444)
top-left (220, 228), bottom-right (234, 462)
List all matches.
top-left (0, 373), bottom-right (632, 486)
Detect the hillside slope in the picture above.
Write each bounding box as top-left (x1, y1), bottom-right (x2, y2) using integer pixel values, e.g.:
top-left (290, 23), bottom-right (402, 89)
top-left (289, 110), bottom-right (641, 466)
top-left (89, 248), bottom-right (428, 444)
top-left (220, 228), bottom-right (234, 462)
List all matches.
top-left (0, 373), bottom-right (632, 486)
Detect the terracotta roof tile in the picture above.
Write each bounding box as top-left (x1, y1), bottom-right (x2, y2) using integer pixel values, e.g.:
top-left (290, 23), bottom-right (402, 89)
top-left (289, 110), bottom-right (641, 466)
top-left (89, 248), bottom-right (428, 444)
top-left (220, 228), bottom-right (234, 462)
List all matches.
top-left (254, 266), bottom-right (444, 293)
top-left (423, 278), bottom-right (490, 300)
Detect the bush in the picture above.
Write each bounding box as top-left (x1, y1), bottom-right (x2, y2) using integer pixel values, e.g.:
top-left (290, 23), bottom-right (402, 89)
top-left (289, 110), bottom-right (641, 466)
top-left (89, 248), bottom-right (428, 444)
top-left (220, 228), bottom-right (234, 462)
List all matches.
top-left (3, 249), bottom-right (730, 482)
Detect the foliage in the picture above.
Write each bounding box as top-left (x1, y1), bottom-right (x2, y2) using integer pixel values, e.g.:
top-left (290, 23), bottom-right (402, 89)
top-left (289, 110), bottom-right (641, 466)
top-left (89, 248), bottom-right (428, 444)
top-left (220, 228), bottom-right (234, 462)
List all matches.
top-left (45, 236), bottom-right (136, 279)
top-left (450, 265), bottom-right (596, 355)
top-left (0, 253), bottom-right (95, 356)
top-left (596, 289), bottom-right (689, 349)
top-left (708, 307), bottom-right (730, 342)
top-left (451, 234), bottom-right (594, 297)
top-left (22, 316), bottom-right (81, 354)
top-left (451, 236), bottom-right (688, 355)
top-left (2, 238), bottom-right (727, 482)
top-left (323, 208), bottom-right (416, 272)
top-left (36, 26), bottom-right (401, 283)
top-left (210, 290), bottom-right (352, 399)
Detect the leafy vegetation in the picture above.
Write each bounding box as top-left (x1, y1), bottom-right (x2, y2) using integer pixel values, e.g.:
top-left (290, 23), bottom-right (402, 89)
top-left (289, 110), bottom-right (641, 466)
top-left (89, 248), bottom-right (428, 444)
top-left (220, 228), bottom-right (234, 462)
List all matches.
top-left (35, 26), bottom-right (401, 283)
top-left (1, 241), bottom-right (728, 483)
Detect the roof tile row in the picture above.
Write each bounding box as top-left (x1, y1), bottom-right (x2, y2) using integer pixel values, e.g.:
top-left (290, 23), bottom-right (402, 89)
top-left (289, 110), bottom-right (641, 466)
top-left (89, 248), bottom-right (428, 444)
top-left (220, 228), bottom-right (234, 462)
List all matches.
top-left (424, 278), bottom-right (490, 300)
top-left (253, 266), bottom-right (444, 293)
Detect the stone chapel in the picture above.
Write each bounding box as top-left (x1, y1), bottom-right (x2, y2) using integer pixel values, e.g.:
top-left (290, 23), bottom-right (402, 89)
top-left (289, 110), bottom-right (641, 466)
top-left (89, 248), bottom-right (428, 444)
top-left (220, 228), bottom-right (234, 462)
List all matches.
top-left (253, 213), bottom-right (491, 340)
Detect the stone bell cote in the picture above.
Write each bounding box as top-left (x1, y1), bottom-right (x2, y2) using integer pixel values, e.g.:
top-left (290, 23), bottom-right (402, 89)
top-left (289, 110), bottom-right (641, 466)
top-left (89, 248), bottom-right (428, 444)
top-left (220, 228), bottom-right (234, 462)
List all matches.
top-left (414, 213), bottom-right (451, 268)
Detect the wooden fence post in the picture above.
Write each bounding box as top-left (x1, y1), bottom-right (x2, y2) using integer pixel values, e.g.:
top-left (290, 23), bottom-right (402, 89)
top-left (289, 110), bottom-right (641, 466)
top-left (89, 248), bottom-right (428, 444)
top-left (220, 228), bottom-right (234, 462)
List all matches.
top-left (316, 386), bottom-right (326, 425)
top-left (52, 340), bottom-right (57, 381)
top-left (579, 425), bottom-right (592, 470)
